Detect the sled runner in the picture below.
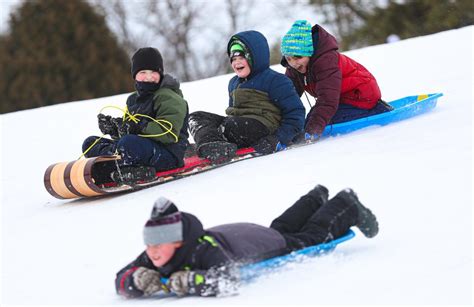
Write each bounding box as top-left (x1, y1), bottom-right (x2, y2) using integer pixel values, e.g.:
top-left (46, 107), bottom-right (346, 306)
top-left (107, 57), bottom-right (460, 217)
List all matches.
top-left (44, 148), bottom-right (256, 199)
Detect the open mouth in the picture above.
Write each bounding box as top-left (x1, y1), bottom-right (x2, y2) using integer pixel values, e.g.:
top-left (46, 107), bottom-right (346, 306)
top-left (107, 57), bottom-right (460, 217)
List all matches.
top-left (234, 65), bottom-right (245, 73)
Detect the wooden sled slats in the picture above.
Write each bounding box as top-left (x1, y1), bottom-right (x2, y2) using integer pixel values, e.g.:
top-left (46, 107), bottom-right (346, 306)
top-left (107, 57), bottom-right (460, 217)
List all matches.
top-left (44, 156), bottom-right (120, 199)
top-left (44, 162), bottom-right (80, 199)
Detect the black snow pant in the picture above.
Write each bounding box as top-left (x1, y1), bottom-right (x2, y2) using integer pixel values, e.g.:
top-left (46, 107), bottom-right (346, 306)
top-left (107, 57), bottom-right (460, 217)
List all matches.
top-left (270, 189), bottom-right (358, 251)
top-left (189, 111), bottom-right (270, 148)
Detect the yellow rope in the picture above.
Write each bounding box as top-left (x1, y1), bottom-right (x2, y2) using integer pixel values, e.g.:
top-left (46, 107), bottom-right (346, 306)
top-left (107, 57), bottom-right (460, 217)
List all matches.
top-left (98, 105), bottom-right (178, 141)
top-left (78, 134), bottom-right (105, 159)
top-left (79, 104), bottom-right (179, 159)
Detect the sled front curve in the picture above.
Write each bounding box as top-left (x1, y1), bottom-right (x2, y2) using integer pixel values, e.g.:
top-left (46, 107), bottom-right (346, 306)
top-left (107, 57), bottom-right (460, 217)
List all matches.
top-left (44, 155), bottom-right (120, 199)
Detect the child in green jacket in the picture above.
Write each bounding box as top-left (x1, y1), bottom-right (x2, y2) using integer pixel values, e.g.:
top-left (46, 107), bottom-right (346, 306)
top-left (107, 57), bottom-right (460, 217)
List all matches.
top-left (82, 48), bottom-right (189, 183)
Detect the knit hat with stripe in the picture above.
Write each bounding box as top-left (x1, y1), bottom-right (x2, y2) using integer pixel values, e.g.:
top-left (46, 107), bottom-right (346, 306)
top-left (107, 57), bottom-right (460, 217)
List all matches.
top-left (281, 20), bottom-right (314, 57)
top-left (228, 38), bottom-right (252, 65)
top-left (143, 197), bottom-right (183, 245)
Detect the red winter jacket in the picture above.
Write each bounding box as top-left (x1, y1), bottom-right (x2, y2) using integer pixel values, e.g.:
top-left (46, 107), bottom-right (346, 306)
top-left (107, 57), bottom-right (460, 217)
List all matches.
top-left (282, 25), bottom-right (381, 134)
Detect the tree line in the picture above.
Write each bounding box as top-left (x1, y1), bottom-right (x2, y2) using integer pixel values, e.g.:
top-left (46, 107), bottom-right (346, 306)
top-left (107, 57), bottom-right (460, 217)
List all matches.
top-left (0, 0), bottom-right (472, 114)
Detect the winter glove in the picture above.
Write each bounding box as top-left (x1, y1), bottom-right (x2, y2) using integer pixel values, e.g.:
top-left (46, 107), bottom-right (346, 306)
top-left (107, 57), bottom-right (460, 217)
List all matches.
top-left (132, 267), bottom-right (167, 296)
top-left (97, 114), bottom-right (120, 139)
top-left (293, 132), bottom-right (320, 144)
top-left (167, 270), bottom-right (207, 296)
top-left (110, 116), bottom-right (123, 128)
top-left (117, 119), bottom-right (147, 137)
top-left (167, 270), bottom-right (191, 296)
top-left (305, 116), bottom-right (323, 136)
top-left (253, 135), bottom-right (286, 155)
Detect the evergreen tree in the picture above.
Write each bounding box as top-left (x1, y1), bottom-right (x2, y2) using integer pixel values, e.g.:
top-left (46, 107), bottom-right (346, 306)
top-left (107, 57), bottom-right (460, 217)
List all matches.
top-left (309, 0), bottom-right (474, 50)
top-left (347, 0), bottom-right (474, 48)
top-left (0, 0), bottom-right (134, 114)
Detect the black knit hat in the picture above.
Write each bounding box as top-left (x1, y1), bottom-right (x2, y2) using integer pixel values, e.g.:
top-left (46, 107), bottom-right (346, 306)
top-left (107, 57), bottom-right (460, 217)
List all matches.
top-left (131, 47), bottom-right (164, 79)
top-left (143, 197), bottom-right (183, 245)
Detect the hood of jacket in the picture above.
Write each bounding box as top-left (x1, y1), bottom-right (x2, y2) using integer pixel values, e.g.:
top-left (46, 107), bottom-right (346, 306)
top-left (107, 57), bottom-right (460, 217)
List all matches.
top-left (157, 212), bottom-right (205, 276)
top-left (159, 74), bottom-right (181, 93)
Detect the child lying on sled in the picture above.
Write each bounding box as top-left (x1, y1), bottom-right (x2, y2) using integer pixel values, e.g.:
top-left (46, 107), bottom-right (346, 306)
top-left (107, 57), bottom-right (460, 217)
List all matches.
top-left (115, 185), bottom-right (378, 298)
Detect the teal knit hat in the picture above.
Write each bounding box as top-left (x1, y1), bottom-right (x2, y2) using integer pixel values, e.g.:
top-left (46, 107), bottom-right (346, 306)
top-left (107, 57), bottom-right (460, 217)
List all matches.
top-left (281, 20), bottom-right (314, 57)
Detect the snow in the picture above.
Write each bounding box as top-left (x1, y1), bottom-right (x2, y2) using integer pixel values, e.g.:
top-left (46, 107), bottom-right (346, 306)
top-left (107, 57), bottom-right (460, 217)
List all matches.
top-left (1, 26), bottom-right (472, 305)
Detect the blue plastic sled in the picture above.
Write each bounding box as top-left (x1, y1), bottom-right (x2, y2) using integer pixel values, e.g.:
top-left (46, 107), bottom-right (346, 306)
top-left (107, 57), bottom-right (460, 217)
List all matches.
top-left (321, 93), bottom-right (443, 137)
top-left (160, 229), bottom-right (355, 285)
top-left (240, 229), bottom-right (355, 282)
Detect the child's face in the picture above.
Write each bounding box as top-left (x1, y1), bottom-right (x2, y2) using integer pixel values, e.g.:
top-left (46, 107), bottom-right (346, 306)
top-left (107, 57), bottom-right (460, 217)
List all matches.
top-left (135, 70), bottom-right (161, 83)
top-left (231, 56), bottom-right (251, 78)
top-left (146, 242), bottom-right (182, 267)
top-left (285, 56), bottom-right (310, 74)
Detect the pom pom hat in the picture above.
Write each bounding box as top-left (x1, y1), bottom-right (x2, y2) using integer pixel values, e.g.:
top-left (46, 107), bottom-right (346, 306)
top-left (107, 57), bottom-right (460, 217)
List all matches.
top-left (143, 197), bottom-right (183, 245)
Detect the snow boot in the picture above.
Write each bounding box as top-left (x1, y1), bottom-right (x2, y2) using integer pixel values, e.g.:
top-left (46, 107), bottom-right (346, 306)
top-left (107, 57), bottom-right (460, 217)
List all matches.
top-left (307, 184), bottom-right (329, 205)
top-left (111, 165), bottom-right (156, 185)
top-left (197, 141), bottom-right (237, 164)
top-left (341, 189), bottom-right (379, 238)
top-left (184, 143), bottom-right (198, 158)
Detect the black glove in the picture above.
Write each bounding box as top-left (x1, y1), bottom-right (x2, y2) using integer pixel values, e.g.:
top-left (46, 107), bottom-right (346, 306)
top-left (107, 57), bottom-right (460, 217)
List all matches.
top-left (253, 135), bottom-right (285, 155)
top-left (97, 114), bottom-right (120, 139)
top-left (132, 267), bottom-right (167, 296)
top-left (117, 119), bottom-right (147, 137)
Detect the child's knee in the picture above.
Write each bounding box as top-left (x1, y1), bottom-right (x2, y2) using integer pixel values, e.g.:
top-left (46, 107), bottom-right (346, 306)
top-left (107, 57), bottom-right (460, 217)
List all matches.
top-left (222, 117), bottom-right (239, 135)
top-left (116, 134), bottom-right (141, 148)
top-left (189, 111), bottom-right (208, 119)
top-left (82, 136), bottom-right (99, 152)
top-left (116, 135), bottom-right (149, 164)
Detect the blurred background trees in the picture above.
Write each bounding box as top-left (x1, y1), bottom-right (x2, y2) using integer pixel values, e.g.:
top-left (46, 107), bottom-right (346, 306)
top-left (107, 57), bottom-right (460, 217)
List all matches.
top-left (0, 0), bottom-right (133, 113)
top-left (309, 0), bottom-right (474, 50)
top-left (0, 0), bottom-right (472, 113)
top-left (91, 0), bottom-right (271, 83)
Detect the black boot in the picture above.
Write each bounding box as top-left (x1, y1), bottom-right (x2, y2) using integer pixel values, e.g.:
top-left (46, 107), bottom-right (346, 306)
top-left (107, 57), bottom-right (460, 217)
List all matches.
top-left (111, 165), bottom-right (156, 185)
top-left (307, 184), bottom-right (329, 205)
top-left (184, 143), bottom-right (198, 158)
top-left (338, 189), bottom-right (379, 238)
top-left (270, 184), bottom-right (329, 235)
top-left (197, 141), bottom-right (237, 164)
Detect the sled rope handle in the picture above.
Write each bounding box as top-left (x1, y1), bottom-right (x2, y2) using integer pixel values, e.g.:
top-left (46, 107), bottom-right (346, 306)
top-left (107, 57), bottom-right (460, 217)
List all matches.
top-left (99, 105), bottom-right (178, 142)
top-left (78, 104), bottom-right (178, 159)
top-left (78, 134), bottom-right (110, 159)
top-left (304, 91), bottom-right (313, 108)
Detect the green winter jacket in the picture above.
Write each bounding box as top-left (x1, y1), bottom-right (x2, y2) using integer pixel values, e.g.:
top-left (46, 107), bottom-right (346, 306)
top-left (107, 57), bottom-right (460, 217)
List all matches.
top-left (226, 88), bottom-right (282, 133)
top-left (126, 75), bottom-right (188, 145)
top-left (126, 75), bottom-right (189, 162)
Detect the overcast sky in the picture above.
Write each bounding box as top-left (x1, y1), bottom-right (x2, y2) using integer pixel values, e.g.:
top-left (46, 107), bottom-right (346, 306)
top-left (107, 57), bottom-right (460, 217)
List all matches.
top-left (0, 0), bottom-right (325, 44)
top-left (0, 0), bottom-right (20, 33)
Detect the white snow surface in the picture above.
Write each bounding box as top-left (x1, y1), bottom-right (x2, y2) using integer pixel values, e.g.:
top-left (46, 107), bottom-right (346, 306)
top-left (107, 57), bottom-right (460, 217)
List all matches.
top-left (1, 26), bottom-right (472, 306)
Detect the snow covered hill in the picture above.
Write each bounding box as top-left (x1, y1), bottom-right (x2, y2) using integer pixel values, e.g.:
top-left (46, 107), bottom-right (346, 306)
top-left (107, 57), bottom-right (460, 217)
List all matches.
top-left (1, 26), bottom-right (472, 305)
